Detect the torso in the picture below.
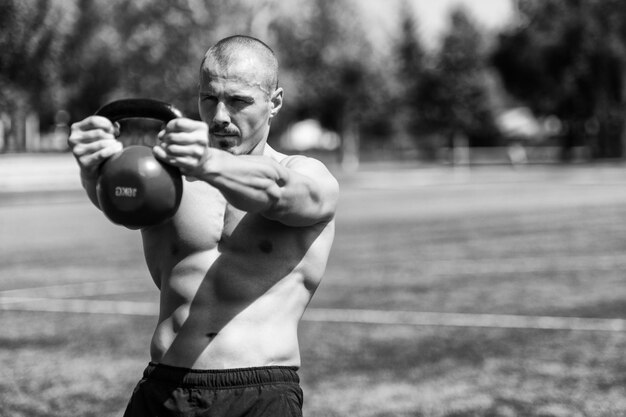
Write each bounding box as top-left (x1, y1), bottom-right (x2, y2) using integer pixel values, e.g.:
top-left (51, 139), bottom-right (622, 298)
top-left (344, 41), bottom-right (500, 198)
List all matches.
top-left (141, 154), bottom-right (335, 369)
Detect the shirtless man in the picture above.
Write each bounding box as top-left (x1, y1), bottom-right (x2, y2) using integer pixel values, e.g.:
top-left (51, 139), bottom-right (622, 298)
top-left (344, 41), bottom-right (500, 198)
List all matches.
top-left (68, 35), bottom-right (339, 417)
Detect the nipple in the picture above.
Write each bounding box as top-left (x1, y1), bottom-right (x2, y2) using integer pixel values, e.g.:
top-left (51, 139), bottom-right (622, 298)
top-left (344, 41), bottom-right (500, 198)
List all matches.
top-left (258, 240), bottom-right (273, 254)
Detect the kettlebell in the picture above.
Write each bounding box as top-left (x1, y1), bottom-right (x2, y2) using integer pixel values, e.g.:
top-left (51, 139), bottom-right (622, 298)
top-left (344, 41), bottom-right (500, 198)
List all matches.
top-left (94, 98), bottom-right (184, 229)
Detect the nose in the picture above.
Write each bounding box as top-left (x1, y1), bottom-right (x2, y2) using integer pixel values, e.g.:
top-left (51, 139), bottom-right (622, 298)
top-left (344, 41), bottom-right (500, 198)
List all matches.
top-left (212, 101), bottom-right (230, 128)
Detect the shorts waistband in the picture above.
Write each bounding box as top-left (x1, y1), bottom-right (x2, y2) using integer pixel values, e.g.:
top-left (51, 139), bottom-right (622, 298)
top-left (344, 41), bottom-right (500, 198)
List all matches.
top-left (143, 362), bottom-right (300, 388)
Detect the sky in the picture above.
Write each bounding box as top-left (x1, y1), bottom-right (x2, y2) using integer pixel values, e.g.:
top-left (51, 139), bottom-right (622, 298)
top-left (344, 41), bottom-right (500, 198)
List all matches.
top-left (358, 0), bottom-right (516, 49)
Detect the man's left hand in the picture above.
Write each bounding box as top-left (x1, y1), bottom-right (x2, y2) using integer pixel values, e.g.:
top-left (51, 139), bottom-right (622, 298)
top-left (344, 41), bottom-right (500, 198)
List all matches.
top-left (154, 118), bottom-right (210, 177)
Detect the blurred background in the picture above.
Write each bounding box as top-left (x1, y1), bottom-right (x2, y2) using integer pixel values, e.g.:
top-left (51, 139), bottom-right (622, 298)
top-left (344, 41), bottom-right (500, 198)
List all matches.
top-left (5, 1), bottom-right (626, 417)
top-left (3, 0), bottom-right (626, 168)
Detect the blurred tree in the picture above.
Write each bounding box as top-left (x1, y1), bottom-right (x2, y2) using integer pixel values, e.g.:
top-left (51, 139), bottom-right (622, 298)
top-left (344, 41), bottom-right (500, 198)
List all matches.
top-left (492, 0), bottom-right (626, 159)
top-left (0, 0), bottom-right (79, 150)
top-left (17, 0), bottom-right (256, 124)
top-left (396, 1), bottom-right (425, 81)
top-left (392, 0), bottom-right (433, 156)
top-left (60, 0), bottom-right (124, 122)
top-left (412, 6), bottom-right (501, 155)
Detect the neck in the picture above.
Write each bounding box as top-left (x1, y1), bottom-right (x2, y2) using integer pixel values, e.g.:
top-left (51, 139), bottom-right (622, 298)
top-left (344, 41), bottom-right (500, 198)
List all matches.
top-left (248, 137), bottom-right (268, 156)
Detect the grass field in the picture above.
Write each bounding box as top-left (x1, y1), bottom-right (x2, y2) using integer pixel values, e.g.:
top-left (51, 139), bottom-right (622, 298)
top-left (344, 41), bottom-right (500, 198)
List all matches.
top-left (2, 161), bottom-right (626, 416)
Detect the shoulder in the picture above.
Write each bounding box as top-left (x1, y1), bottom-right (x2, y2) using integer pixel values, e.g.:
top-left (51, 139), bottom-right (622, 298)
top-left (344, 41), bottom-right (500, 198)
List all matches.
top-left (267, 146), bottom-right (338, 187)
top-left (283, 154), bottom-right (338, 191)
top-left (271, 147), bottom-right (333, 174)
top-left (280, 154), bottom-right (323, 170)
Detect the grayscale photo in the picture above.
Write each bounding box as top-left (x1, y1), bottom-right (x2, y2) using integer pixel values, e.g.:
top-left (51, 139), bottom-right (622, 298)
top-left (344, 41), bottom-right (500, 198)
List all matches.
top-left (1, 1), bottom-right (625, 416)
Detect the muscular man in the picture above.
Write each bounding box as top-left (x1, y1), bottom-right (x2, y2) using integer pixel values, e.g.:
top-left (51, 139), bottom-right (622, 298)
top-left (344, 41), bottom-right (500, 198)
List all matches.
top-left (68, 35), bottom-right (339, 417)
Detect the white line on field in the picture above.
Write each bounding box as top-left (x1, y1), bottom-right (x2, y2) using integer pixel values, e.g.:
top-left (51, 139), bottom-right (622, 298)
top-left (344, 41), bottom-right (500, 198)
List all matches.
top-left (303, 308), bottom-right (626, 332)
top-left (1, 296), bottom-right (626, 332)
top-left (0, 296), bottom-right (157, 316)
top-left (0, 279), bottom-right (153, 298)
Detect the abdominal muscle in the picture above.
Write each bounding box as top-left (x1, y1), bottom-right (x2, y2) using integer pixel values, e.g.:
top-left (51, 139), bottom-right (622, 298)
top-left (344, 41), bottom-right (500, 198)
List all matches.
top-left (149, 250), bottom-right (310, 369)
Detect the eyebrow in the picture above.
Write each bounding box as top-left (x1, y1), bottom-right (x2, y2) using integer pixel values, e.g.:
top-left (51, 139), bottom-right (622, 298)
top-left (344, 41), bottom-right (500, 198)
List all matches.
top-left (199, 90), bottom-right (256, 100)
top-left (231, 94), bottom-right (254, 102)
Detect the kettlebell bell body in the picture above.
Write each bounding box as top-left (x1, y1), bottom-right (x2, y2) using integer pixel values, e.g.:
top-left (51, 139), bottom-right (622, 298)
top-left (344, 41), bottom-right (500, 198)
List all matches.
top-left (94, 99), bottom-right (184, 229)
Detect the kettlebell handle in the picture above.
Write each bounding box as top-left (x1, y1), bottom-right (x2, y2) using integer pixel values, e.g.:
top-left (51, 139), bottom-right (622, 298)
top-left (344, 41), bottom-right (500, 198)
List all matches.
top-left (95, 98), bottom-right (183, 123)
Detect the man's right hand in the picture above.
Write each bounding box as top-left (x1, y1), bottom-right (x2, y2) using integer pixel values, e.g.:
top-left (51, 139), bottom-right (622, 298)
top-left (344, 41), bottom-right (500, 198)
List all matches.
top-left (68, 116), bottom-right (123, 179)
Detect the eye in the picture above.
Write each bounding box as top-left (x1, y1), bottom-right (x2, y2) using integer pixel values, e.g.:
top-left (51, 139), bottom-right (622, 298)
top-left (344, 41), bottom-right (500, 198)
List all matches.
top-left (232, 96), bottom-right (253, 105)
top-left (201, 95), bottom-right (217, 104)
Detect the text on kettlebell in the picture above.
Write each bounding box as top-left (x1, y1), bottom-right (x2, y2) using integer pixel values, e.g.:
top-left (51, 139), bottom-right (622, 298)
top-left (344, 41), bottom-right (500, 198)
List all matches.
top-left (115, 187), bottom-right (138, 198)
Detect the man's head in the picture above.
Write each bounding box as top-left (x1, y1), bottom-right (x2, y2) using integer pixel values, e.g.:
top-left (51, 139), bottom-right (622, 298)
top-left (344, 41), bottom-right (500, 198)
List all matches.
top-left (198, 35), bottom-right (283, 155)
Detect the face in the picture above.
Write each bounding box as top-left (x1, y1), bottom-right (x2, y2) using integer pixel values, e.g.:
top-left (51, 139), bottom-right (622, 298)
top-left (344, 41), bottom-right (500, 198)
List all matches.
top-left (198, 56), bottom-right (282, 155)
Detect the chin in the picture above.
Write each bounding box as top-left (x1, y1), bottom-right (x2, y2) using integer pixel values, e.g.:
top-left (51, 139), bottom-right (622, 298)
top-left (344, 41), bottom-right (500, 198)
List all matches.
top-left (221, 145), bottom-right (246, 155)
top-left (211, 138), bottom-right (238, 153)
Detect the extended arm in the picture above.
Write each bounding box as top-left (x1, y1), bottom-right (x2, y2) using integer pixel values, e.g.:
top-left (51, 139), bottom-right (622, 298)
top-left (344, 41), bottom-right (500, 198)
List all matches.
top-left (154, 118), bottom-right (339, 227)
top-left (198, 150), bottom-right (339, 226)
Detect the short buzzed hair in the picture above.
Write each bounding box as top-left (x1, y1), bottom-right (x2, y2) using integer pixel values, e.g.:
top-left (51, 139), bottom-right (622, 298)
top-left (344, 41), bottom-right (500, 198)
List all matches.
top-left (201, 35), bottom-right (279, 95)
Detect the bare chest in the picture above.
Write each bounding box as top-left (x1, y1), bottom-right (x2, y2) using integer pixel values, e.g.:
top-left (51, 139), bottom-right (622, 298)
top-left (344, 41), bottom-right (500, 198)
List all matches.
top-left (220, 205), bottom-right (293, 255)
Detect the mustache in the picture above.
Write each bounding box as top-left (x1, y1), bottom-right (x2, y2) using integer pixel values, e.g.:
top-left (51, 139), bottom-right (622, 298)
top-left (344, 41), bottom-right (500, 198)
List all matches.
top-left (209, 125), bottom-right (239, 135)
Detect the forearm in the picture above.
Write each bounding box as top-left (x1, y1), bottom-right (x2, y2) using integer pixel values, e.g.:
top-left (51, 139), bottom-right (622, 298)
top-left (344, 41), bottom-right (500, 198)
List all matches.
top-left (197, 149), bottom-right (285, 213)
top-left (195, 149), bottom-right (338, 226)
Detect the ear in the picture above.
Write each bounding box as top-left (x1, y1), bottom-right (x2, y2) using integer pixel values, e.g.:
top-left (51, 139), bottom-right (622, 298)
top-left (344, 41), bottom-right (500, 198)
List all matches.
top-left (269, 87), bottom-right (283, 119)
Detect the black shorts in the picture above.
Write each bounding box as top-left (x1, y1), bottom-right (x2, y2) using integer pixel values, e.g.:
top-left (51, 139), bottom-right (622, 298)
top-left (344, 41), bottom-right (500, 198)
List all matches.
top-left (123, 362), bottom-right (303, 417)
